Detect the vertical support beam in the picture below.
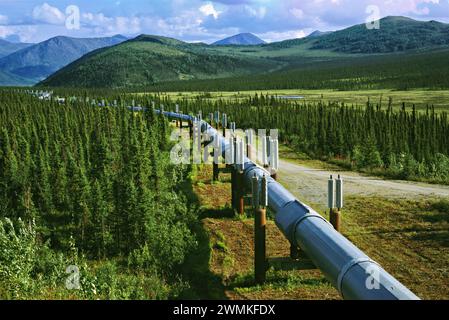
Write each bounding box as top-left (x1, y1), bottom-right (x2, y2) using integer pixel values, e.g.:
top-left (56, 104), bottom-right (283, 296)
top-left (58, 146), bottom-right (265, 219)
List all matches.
top-left (246, 129), bottom-right (254, 160)
top-left (269, 138), bottom-right (279, 181)
top-left (213, 162), bottom-right (219, 182)
top-left (290, 244), bottom-right (300, 260)
top-left (213, 134), bottom-right (220, 182)
top-left (215, 111), bottom-right (220, 130)
top-left (231, 136), bottom-right (238, 212)
top-left (333, 175), bottom-right (344, 232)
top-left (328, 175), bottom-right (341, 232)
top-left (231, 167), bottom-right (237, 211)
top-left (237, 138), bottom-right (245, 215)
top-left (261, 134), bottom-right (268, 169)
top-left (180, 111), bottom-right (184, 130)
top-left (330, 209), bottom-right (341, 232)
top-left (222, 114), bottom-right (227, 137)
top-left (209, 113), bottom-right (214, 129)
top-left (253, 174), bottom-right (267, 284)
top-left (188, 121), bottom-right (193, 140)
top-left (238, 171), bottom-right (245, 215)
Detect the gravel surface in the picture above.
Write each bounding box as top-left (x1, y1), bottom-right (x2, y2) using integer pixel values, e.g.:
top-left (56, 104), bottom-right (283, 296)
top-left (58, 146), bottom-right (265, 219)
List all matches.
top-left (278, 159), bottom-right (449, 206)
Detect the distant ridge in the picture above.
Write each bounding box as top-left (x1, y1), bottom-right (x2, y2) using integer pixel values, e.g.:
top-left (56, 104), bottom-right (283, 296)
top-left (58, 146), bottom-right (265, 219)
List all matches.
top-left (0, 35), bottom-right (127, 85)
top-left (311, 16), bottom-right (449, 53)
top-left (35, 16), bottom-right (449, 89)
top-left (213, 33), bottom-right (266, 46)
top-left (307, 30), bottom-right (333, 38)
top-left (39, 34), bottom-right (279, 88)
top-left (0, 39), bottom-right (32, 58)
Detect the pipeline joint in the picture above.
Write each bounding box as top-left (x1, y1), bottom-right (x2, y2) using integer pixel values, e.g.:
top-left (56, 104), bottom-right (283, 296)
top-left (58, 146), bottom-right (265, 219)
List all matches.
top-left (337, 257), bottom-right (380, 298)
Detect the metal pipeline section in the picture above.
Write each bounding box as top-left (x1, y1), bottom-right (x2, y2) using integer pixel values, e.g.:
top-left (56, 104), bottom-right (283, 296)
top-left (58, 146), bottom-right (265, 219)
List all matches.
top-left (158, 110), bottom-right (420, 300)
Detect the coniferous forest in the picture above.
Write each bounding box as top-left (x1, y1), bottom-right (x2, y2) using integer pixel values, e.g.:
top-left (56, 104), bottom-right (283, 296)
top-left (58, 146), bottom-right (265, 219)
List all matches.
top-left (0, 90), bottom-right (197, 299)
top-left (159, 93), bottom-right (449, 184)
top-left (1, 88), bottom-right (449, 299)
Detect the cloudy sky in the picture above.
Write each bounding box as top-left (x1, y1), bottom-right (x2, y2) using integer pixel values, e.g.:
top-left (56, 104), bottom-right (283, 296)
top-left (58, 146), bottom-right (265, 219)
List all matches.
top-left (0, 0), bottom-right (448, 43)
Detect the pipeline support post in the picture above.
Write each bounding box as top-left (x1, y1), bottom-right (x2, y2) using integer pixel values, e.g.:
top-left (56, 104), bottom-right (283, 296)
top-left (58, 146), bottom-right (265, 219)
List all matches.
top-left (237, 138), bottom-right (245, 215)
top-left (222, 114), bottom-right (227, 137)
top-left (159, 110), bottom-right (420, 300)
top-left (290, 245), bottom-right (300, 261)
top-left (269, 138), bottom-right (279, 181)
top-left (238, 171), bottom-right (245, 215)
top-left (328, 175), bottom-right (343, 232)
top-left (253, 174), bottom-right (267, 284)
top-left (213, 163), bottom-right (219, 182)
top-left (330, 209), bottom-right (341, 232)
top-left (231, 167), bottom-right (237, 211)
top-left (188, 121), bottom-right (193, 140)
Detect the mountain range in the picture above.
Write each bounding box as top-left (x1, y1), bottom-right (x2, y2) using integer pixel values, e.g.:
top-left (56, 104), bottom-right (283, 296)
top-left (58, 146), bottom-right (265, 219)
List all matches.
top-left (40, 35), bottom-right (280, 88)
top-left (41, 16), bottom-right (449, 89)
top-left (1, 16), bottom-right (449, 88)
top-left (311, 16), bottom-right (449, 53)
top-left (0, 39), bottom-right (33, 58)
top-left (0, 35), bottom-right (127, 86)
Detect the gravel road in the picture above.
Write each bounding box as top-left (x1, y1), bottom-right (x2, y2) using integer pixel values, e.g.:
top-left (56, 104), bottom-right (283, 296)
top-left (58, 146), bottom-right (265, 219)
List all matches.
top-left (278, 159), bottom-right (449, 206)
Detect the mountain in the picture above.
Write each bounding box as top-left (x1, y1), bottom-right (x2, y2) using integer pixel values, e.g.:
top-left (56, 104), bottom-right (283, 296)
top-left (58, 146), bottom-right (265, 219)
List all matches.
top-left (311, 16), bottom-right (449, 53)
top-left (39, 34), bottom-right (279, 88)
top-left (307, 30), bottom-right (333, 38)
top-left (0, 35), bottom-right (127, 85)
top-left (213, 33), bottom-right (266, 45)
top-left (0, 69), bottom-right (34, 86)
top-left (0, 39), bottom-right (32, 58)
top-left (39, 16), bottom-right (449, 89)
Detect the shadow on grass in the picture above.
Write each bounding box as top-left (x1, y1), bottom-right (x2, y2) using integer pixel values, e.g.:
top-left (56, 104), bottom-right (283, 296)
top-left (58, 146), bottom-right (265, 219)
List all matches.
top-left (268, 257), bottom-right (317, 271)
top-left (199, 206), bottom-right (236, 219)
top-left (178, 222), bottom-right (228, 299)
top-left (412, 230), bottom-right (449, 247)
top-left (227, 269), bottom-right (330, 291)
top-left (176, 168), bottom-right (228, 300)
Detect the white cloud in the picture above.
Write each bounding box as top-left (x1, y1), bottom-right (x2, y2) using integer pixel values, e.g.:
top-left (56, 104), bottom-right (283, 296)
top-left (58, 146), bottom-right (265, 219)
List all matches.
top-left (82, 13), bottom-right (141, 35)
top-left (258, 29), bottom-right (307, 43)
top-left (2, 0), bottom-right (449, 44)
top-left (0, 25), bottom-right (38, 43)
top-left (0, 15), bottom-right (8, 25)
top-left (246, 6), bottom-right (267, 18)
top-left (32, 3), bottom-right (65, 25)
top-left (290, 8), bottom-right (304, 19)
top-left (200, 3), bottom-right (221, 19)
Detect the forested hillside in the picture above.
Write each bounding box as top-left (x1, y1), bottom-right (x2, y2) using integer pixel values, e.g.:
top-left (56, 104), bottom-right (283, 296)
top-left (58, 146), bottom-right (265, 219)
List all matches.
top-left (38, 16), bottom-right (449, 90)
top-left (0, 35), bottom-right (127, 85)
top-left (311, 16), bottom-right (449, 53)
top-left (143, 48), bottom-right (449, 92)
top-left (40, 35), bottom-right (280, 88)
top-left (0, 90), bottom-right (197, 299)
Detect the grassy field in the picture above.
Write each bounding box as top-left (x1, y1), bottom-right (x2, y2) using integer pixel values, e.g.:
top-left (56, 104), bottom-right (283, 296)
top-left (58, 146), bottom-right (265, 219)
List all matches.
top-left (180, 164), bottom-right (449, 300)
top-left (152, 89), bottom-right (449, 112)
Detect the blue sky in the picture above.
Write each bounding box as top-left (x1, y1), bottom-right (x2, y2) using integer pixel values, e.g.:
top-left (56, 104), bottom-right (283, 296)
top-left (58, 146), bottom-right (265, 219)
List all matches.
top-left (0, 0), bottom-right (448, 43)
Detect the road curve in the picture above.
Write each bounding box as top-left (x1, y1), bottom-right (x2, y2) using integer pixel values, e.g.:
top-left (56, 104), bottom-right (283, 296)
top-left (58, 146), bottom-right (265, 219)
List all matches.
top-left (278, 159), bottom-right (449, 206)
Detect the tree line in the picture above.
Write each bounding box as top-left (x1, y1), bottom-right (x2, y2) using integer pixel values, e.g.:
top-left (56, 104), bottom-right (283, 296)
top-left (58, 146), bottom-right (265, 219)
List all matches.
top-left (149, 93), bottom-right (449, 184)
top-left (0, 90), bottom-right (197, 299)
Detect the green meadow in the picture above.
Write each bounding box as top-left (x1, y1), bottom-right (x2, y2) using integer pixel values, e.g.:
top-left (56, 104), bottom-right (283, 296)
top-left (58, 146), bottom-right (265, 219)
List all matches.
top-left (153, 89), bottom-right (449, 112)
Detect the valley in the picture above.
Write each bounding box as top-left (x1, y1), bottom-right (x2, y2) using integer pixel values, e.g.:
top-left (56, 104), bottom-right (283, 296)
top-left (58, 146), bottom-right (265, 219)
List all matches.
top-left (0, 8), bottom-right (448, 303)
top-left (155, 89), bottom-right (449, 112)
